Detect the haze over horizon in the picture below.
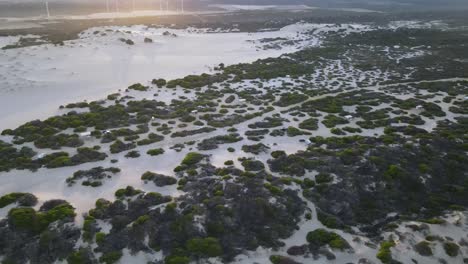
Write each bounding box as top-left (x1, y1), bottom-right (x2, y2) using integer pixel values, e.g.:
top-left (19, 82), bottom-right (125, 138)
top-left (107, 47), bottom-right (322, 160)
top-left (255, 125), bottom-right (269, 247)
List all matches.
top-left (0, 0), bottom-right (467, 15)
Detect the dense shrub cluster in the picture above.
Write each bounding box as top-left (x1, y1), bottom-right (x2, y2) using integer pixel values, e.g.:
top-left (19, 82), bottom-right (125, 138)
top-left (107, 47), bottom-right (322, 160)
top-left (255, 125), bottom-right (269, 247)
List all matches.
top-left (66, 167), bottom-right (120, 187)
top-left (0, 140), bottom-right (37, 172)
top-left (0, 192), bottom-right (37, 208)
top-left (8, 201), bottom-right (75, 234)
top-left (306, 229), bottom-right (350, 250)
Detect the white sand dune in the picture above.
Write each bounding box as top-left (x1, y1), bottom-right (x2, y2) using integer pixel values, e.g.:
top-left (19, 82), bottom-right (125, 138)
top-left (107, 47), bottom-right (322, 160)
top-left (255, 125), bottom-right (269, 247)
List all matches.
top-left (0, 23), bottom-right (356, 130)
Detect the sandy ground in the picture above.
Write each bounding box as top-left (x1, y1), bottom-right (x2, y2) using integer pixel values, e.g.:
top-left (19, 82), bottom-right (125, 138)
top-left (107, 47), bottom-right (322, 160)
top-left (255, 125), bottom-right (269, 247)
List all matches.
top-left (0, 21), bottom-right (355, 218)
top-left (0, 20), bottom-right (443, 219)
top-left (0, 16), bottom-right (466, 263)
top-left (0, 22), bottom-right (328, 130)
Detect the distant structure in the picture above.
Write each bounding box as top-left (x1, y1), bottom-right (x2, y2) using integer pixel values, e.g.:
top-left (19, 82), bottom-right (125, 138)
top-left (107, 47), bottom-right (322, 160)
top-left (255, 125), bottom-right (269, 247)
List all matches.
top-left (45, 1), bottom-right (50, 18)
top-left (101, 0), bottom-right (185, 15)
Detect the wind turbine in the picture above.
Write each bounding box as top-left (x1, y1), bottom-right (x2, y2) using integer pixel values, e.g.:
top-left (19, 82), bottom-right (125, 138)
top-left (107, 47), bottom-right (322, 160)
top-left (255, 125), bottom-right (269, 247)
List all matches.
top-left (181, 0), bottom-right (184, 13)
top-left (106, 0), bottom-right (110, 12)
top-left (132, 0), bottom-right (135, 12)
top-left (45, 1), bottom-right (50, 18)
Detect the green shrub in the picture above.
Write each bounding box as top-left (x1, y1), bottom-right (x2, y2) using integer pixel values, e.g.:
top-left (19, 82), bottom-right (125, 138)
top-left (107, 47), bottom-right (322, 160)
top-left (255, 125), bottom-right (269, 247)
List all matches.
top-left (34, 133), bottom-right (83, 149)
top-left (271, 150), bottom-right (286, 159)
top-left (0, 192), bottom-right (33, 208)
top-left (8, 202), bottom-right (75, 233)
top-left (299, 118), bottom-right (319, 131)
top-left (342, 126), bottom-right (362, 133)
top-left (286, 126), bottom-right (307, 137)
top-left (107, 93), bottom-right (120, 100)
top-left (128, 83), bottom-right (148, 91)
top-left (241, 159), bottom-right (265, 171)
top-left (186, 237), bottom-right (223, 257)
top-left (181, 152), bottom-right (204, 166)
top-left (152, 78), bottom-right (167, 87)
top-left (124, 150), bottom-right (140, 158)
top-left (165, 203), bottom-right (177, 213)
top-left (414, 241), bottom-right (432, 256)
top-left (420, 218), bottom-right (445, 224)
top-left (264, 183), bottom-right (282, 195)
top-left (315, 173), bottom-right (333, 184)
top-left (115, 186), bottom-right (142, 198)
top-left (137, 133), bottom-right (164, 146)
top-left (99, 251), bottom-right (123, 264)
top-left (322, 114), bottom-right (349, 128)
top-left (317, 211), bottom-right (340, 229)
top-left (330, 127), bottom-right (345, 135)
top-left (418, 163), bottom-right (429, 173)
top-left (47, 155), bottom-right (72, 168)
top-left (134, 215), bottom-right (150, 226)
top-left (165, 255), bottom-right (190, 264)
top-left (95, 232), bottom-right (106, 244)
top-left (174, 165), bottom-right (185, 172)
top-left (443, 242), bottom-right (459, 257)
top-left (384, 164), bottom-right (404, 180)
top-left (302, 178), bottom-right (315, 188)
top-left (8, 207), bottom-right (37, 231)
top-left (147, 148), bottom-right (165, 156)
top-left (38, 203), bottom-right (76, 226)
top-left (269, 255), bottom-right (284, 264)
top-left (376, 240), bottom-right (395, 264)
top-left (110, 140), bottom-right (136, 154)
top-left (306, 229), bottom-right (349, 250)
top-left (67, 249), bottom-right (89, 264)
top-left (275, 92), bottom-right (308, 107)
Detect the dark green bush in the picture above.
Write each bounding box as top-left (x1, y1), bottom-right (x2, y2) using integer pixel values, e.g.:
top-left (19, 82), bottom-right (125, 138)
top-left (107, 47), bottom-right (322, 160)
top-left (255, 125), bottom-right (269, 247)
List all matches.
top-left (306, 229), bottom-right (349, 250)
top-left (181, 152), bottom-right (204, 166)
top-left (99, 251), bottom-right (123, 264)
top-left (299, 118), bottom-right (319, 131)
top-left (147, 148), bottom-right (165, 156)
top-left (443, 242), bottom-right (459, 257)
top-left (0, 193), bottom-right (36, 208)
top-left (8, 202), bottom-right (75, 233)
top-left (414, 241), bottom-right (432, 256)
top-left (186, 237), bottom-right (223, 257)
top-left (376, 240), bottom-right (396, 264)
top-left (128, 83), bottom-right (148, 91)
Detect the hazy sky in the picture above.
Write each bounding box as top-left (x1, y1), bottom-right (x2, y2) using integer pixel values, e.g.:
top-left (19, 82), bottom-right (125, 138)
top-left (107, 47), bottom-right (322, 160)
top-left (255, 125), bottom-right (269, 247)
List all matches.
top-left (0, 0), bottom-right (464, 5)
top-left (0, 0), bottom-right (466, 12)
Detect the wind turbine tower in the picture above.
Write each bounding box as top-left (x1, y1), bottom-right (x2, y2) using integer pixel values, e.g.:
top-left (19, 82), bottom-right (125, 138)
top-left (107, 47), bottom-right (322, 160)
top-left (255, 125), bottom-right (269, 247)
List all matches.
top-left (45, 1), bottom-right (50, 18)
top-left (181, 0), bottom-right (184, 13)
top-left (106, 0), bottom-right (110, 12)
